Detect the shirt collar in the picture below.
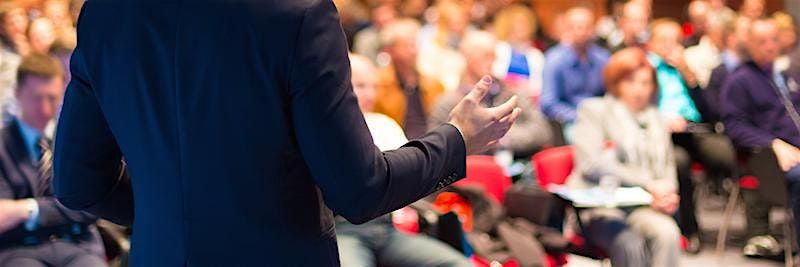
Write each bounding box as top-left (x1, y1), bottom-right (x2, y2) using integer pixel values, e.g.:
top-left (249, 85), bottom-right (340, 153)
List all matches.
top-left (721, 51), bottom-right (740, 72)
top-left (15, 117), bottom-right (42, 159)
top-left (743, 60), bottom-right (775, 76)
top-left (561, 43), bottom-right (603, 68)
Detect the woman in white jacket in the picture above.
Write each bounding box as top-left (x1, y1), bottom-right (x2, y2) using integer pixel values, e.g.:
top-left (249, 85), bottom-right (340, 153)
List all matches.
top-left (491, 5), bottom-right (545, 98)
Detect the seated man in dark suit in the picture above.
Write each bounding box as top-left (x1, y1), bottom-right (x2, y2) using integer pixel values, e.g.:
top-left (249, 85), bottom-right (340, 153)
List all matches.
top-left (0, 54), bottom-right (105, 267)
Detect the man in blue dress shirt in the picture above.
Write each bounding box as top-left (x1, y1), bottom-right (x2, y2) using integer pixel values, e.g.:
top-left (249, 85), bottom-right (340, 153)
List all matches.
top-left (541, 6), bottom-right (610, 141)
top-left (0, 54), bottom-right (105, 266)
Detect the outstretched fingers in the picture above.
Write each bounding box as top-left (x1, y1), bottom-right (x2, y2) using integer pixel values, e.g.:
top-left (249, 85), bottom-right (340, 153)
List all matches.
top-left (464, 75), bottom-right (493, 104)
top-left (488, 95), bottom-right (518, 122)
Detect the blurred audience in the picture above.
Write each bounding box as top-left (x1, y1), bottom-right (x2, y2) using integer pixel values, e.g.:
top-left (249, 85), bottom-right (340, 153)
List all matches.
top-left (710, 0), bottom-right (737, 19)
top-left (595, 0), bottom-right (625, 49)
top-left (336, 53), bottom-right (471, 267)
top-left (541, 6), bottom-right (610, 141)
top-left (647, 18), bottom-right (737, 253)
top-left (27, 17), bottom-right (54, 55)
top-left (0, 3), bottom-right (30, 57)
top-left (335, 0), bottom-right (371, 48)
top-left (373, 19), bottom-right (445, 139)
top-left (685, 0), bottom-right (711, 47)
top-left (603, 1), bottom-right (650, 53)
top-left (773, 11), bottom-right (797, 73)
top-left (417, 0), bottom-right (471, 92)
top-left (67, 0), bottom-right (83, 27)
top-left (491, 4), bottom-right (545, 97)
top-left (721, 17), bottom-right (800, 253)
top-left (398, 0), bottom-right (428, 22)
top-left (569, 47), bottom-right (681, 267)
top-left (685, 8), bottom-right (736, 89)
top-left (40, 0), bottom-right (74, 48)
top-left (0, 0), bottom-right (790, 265)
top-left (0, 54), bottom-right (105, 267)
top-left (353, 3), bottom-right (397, 63)
top-left (738, 0), bottom-right (765, 20)
top-left (41, 0), bottom-right (69, 27)
top-left (701, 14), bottom-right (783, 257)
top-left (704, 16), bottom-right (750, 127)
top-left (429, 31), bottom-right (552, 158)
top-left (0, 3), bottom-right (29, 121)
top-left (50, 34), bottom-right (73, 85)
top-left (351, 54), bottom-right (408, 150)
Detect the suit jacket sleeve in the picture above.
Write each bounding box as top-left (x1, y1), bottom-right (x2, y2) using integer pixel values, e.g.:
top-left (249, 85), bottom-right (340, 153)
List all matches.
top-left (721, 76), bottom-right (776, 148)
top-left (0, 173), bottom-right (94, 233)
top-left (33, 197), bottom-right (97, 228)
top-left (33, 169), bottom-right (98, 227)
top-left (52, 19), bottom-right (134, 226)
top-left (289, 0), bottom-right (466, 224)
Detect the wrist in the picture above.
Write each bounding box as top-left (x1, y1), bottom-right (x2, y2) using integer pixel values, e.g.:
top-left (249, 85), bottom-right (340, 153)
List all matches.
top-left (18, 199), bottom-right (37, 228)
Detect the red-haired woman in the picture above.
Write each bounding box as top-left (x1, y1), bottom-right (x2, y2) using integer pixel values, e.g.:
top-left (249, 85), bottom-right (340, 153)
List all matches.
top-left (568, 47), bottom-right (682, 267)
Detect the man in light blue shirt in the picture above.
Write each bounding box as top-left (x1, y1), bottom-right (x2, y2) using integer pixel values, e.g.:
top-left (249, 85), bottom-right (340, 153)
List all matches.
top-left (541, 6), bottom-right (610, 138)
top-left (0, 54), bottom-right (105, 266)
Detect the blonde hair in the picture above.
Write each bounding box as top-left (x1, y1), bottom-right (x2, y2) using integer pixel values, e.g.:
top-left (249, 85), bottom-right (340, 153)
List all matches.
top-left (434, 0), bottom-right (466, 47)
top-left (773, 11), bottom-right (796, 32)
top-left (493, 4), bottom-right (537, 42)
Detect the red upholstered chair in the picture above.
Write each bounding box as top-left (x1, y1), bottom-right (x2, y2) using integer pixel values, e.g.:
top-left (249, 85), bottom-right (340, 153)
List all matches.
top-left (532, 146), bottom-right (607, 262)
top-left (532, 146), bottom-right (574, 190)
top-left (453, 155), bottom-right (512, 204)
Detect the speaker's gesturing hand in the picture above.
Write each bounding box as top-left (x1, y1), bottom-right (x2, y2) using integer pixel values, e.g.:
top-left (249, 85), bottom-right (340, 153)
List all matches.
top-left (448, 76), bottom-right (522, 155)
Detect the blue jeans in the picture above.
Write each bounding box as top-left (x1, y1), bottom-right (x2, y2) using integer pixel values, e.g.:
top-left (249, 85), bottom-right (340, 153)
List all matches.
top-left (336, 218), bottom-right (470, 267)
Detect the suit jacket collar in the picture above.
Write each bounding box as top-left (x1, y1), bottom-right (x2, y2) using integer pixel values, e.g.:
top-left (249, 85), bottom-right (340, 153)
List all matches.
top-left (2, 119), bottom-right (41, 195)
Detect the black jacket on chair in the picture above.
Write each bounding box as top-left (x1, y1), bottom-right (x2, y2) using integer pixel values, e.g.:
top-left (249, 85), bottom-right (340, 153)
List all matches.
top-left (0, 119), bottom-right (102, 253)
top-left (53, 1), bottom-right (467, 266)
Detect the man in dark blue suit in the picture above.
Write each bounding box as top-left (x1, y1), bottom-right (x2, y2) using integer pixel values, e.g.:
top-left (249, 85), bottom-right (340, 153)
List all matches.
top-left (0, 54), bottom-right (105, 266)
top-left (53, 1), bottom-right (521, 266)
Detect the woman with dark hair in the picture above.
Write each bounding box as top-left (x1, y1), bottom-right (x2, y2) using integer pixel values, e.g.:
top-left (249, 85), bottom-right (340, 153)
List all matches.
top-left (568, 47), bottom-right (682, 267)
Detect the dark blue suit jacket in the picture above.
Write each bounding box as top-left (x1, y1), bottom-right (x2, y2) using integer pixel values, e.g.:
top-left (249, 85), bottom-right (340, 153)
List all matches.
top-left (53, 1), bottom-right (466, 266)
top-left (0, 119), bottom-right (101, 253)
